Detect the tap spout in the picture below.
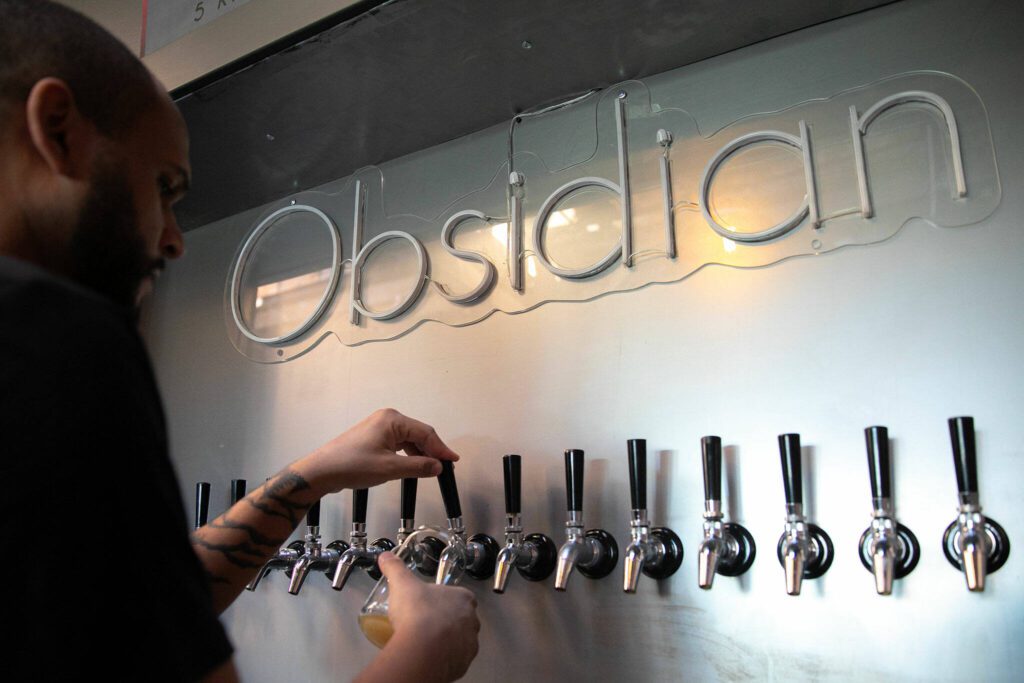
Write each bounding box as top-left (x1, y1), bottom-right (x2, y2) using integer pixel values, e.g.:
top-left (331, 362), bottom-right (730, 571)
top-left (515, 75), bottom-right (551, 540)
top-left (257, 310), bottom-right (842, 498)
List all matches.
top-left (697, 538), bottom-right (720, 590)
top-left (246, 544), bottom-right (301, 591)
top-left (869, 517), bottom-right (897, 595)
top-left (623, 541), bottom-right (646, 594)
top-left (958, 511), bottom-right (988, 591)
top-left (493, 545), bottom-right (518, 594)
top-left (246, 562), bottom-right (274, 592)
top-left (288, 554), bottom-right (313, 595)
top-left (782, 520), bottom-right (806, 593)
top-left (435, 543), bottom-right (465, 586)
top-left (331, 551), bottom-right (359, 591)
top-left (554, 537), bottom-right (582, 591)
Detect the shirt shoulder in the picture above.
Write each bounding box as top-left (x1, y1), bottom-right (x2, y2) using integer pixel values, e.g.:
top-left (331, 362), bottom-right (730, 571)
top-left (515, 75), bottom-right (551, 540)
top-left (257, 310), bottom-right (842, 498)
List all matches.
top-left (0, 255), bottom-right (139, 359)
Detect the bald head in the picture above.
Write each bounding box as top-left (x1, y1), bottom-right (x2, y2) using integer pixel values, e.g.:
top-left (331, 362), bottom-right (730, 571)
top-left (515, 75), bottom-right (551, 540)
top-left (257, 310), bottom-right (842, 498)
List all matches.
top-left (0, 0), bottom-right (160, 138)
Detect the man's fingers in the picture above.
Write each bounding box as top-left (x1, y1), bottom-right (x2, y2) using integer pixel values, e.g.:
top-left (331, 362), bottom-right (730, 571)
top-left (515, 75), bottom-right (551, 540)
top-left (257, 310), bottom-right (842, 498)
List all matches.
top-left (376, 551), bottom-right (415, 587)
top-left (387, 412), bottom-right (460, 462)
top-left (393, 455), bottom-right (442, 478)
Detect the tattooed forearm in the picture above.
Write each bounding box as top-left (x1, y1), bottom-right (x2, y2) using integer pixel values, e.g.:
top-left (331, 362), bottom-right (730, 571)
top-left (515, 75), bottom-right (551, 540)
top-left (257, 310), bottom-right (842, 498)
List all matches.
top-left (207, 516), bottom-right (288, 549)
top-left (192, 535), bottom-right (268, 568)
top-left (191, 467), bottom-right (322, 614)
top-left (244, 469), bottom-right (313, 528)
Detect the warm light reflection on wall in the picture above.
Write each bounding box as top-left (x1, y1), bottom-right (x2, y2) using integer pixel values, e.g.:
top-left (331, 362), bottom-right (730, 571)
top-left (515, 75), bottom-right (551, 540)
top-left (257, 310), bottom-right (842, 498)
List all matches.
top-left (250, 267), bottom-right (334, 337)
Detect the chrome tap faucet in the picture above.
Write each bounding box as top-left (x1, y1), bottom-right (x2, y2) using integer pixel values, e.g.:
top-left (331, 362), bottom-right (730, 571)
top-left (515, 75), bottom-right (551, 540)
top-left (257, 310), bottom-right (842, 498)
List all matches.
top-left (435, 461), bottom-right (499, 585)
top-left (942, 417), bottom-right (1010, 591)
top-left (246, 541), bottom-right (306, 591)
top-left (331, 488), bottom-right (395, 592)
top-left (396, 478), bottom-right (446, 577)
top-left (493, 455), bottom-right (557, 593)
top-left (697, 436), bottom-right (755, 589)
top-left (776, 434), bottom-right (833, 596)
top-left (857, 426), bottom-right (919, 595)
top-left (622, 440), bottom-right (682, 593)
top-left (554, 449), bottom-right (618, 591)
top-left (289, 500), bottom-right (345, 595)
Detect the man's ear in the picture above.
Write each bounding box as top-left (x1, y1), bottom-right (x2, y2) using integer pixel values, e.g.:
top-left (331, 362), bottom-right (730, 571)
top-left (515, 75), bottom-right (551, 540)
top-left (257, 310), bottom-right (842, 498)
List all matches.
top-left (24, 77), bottom-right (98, 179)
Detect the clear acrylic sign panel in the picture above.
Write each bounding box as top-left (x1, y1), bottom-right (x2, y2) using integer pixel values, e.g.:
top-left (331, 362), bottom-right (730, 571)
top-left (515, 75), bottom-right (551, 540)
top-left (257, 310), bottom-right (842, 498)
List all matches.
top-left (225, 71), bottom-right (1000, 362)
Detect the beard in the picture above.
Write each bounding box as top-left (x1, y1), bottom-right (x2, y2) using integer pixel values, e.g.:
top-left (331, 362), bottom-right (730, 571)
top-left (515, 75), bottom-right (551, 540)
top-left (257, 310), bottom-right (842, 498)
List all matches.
top-left (68, 157), bottom-right (163, 320)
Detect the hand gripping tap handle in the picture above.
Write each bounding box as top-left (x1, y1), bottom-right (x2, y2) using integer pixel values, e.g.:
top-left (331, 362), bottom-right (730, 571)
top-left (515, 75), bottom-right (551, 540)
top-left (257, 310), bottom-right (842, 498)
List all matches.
top-left (701, 436), bottom-right (722, 502)
top-left (627, 440), bottom-right (647, 510)
top-left (438, 460), bottom-right (462, 519)
top-left (230, 479), bottom-right (247, 505)
top-left (565, 449), bottom-right (584, 512)
top-left (504, 454), bottom-right (522, 515)
top-left (307, 499), bottom-right (321, 528)
top-left (353, 488), bottom-right (368, 525)
top-left (865, 426), bottom-right (891, 499)
top-left (401, 478), bottom-right (417, 520)
top-left (779, 434), bottom-right (803, 506)
top-left (949, 417), bottom-right (979, 497)
top-left (195, 482), bottom-right (211, 530)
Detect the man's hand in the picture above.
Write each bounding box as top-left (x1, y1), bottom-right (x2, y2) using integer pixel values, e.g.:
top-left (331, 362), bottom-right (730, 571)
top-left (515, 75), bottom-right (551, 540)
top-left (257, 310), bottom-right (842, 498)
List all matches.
top-left (296, 408), bottom-right (460, 496)
top-left (357, 552), bottom-right (480, 683)
top-left (192, 409), bottom-right (459, 614)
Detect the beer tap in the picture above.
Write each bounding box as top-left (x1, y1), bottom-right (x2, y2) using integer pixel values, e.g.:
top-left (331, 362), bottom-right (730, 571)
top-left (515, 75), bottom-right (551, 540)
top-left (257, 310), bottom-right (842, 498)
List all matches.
top-left (858, 426), bottom-right (920, 595)
top-left (245, 487), bottom-right (310, 591)
top-left (230, 479), bottom-right (247, 505)
top-left (435, 461), bottom-right (499, 585)
top-left (623, 440), bottom-right (683, 593)
top-left (697, 436), bottom-right (756, 589)
top-left (331, 489), bottom-right (396, 592)
top-left (493, 455), bottom-right (557, 593)
top-left (289, 500), bottom-right (346, 595)
top-left (942, 416), bottom-right (1011, 591)
top-left (776, 434), bottom-right (833, 595)
top-left (397, 478), bottom-right (446, 577)
top-left (194, 482), bottom-right (210, 530)
top-left (554, 449), bottom-right (618, 591)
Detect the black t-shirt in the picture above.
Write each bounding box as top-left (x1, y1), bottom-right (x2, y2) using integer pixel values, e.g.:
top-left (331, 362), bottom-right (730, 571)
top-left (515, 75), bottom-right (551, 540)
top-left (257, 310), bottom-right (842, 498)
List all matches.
top-left (0, 256), bottom-right (233, 681)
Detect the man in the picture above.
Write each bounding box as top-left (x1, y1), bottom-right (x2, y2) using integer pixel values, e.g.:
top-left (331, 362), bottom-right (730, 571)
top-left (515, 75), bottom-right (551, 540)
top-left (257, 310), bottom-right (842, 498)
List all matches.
top-left (0, 1), bottom-right (479, 681)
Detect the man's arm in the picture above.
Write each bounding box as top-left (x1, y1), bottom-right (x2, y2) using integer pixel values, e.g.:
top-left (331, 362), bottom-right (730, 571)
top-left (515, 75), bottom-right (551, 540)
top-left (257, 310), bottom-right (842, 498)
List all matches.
top-left (191, 408), bottom-right (459, 613)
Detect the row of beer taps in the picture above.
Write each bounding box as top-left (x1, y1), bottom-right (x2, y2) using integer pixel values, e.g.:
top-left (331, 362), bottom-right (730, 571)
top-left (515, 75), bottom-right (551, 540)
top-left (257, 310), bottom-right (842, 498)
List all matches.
top-left (193, 416), bottom-right (1009, 597)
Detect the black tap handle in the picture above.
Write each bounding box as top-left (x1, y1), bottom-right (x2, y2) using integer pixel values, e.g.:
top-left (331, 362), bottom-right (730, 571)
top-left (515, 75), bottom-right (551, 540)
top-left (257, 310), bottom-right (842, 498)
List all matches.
top-left (503, 454), bottom-right (522, 515)
top-left (438, 460), bottom-right (462, 519)
top-left (864, 426), bottom-right (891, 499)
top-left (230, 479), bottom-right (247, 505)
top-left (400, 478), bottom-right (417, 520)
top-left (949, 416), bottom-right (979, 495)
top-left (307, 499), bottom-right (321, 527)
top-left (627, 439), bottom-right (647, 510)
top-left (701, 436), bottom-right (722, 502)
top-left (194, 482), bottom-right (210, 529)
top-left (353, 488), bottom-right (368, 525)
top-left (564, 449), bottom-right (584, 512)
top-left (778, 433), bottom-right (803, 505)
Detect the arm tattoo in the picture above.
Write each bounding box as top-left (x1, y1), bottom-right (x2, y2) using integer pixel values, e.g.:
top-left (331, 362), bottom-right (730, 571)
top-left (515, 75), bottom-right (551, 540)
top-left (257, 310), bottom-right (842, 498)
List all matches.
top-left (192, 468), bottom-right (315, 575)
top-left (246, 470), bottom-right (313, 528)
top-left (207, 516), bottom-right (287, 548)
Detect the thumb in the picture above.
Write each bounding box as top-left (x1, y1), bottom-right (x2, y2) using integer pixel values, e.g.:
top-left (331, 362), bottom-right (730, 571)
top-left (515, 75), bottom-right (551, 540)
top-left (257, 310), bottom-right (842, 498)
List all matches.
top-left (396, 455), bottom-right (443, 478)
top-left (377, 551), bottom-right (416, 587)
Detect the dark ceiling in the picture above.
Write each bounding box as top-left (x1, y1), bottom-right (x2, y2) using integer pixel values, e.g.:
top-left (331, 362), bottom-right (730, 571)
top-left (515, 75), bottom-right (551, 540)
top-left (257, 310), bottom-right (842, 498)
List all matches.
top-left (174, 0), bottom-right (895, 232)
